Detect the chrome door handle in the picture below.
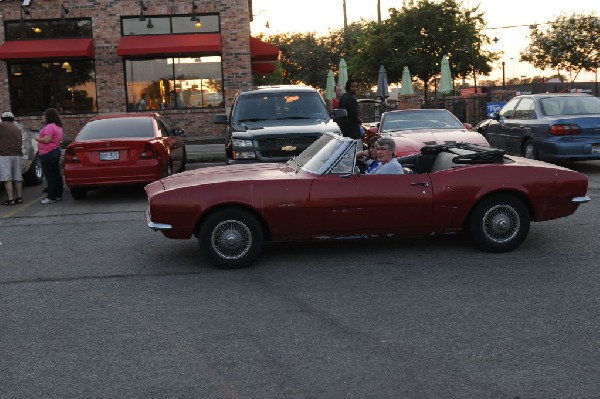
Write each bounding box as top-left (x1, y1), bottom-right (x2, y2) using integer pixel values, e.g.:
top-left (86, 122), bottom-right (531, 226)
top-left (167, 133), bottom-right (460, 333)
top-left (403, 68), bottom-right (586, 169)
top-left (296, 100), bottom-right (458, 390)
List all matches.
top-left (411, 182), bottom-right (430, 187)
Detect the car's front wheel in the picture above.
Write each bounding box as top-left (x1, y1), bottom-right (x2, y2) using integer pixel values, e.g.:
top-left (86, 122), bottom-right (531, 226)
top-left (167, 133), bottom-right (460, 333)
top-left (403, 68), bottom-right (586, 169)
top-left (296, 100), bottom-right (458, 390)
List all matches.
top-left (199, 208), bottom-right (264, 269)
top-left (467, 194), bottom-right (530, 253)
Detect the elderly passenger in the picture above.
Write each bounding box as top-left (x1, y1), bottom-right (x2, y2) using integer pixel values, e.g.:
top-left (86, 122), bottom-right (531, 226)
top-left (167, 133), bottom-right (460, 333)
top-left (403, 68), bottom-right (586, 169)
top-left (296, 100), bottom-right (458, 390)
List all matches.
top-left (370, 136), bottom-right (404, 174)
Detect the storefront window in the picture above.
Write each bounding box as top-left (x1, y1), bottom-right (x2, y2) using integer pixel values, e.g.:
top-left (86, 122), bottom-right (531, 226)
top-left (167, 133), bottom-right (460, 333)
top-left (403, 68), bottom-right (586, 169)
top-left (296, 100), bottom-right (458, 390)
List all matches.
top-left (2, 18), bottom-right (96, 116)
top-left (125, 56), bottom-right (223, 111)
top-left (122, 14), bottom-right (219, 35)
top-left (8, 61), bottom-right (97, 116)
top-left (5, 19), bottom-right (92, 40)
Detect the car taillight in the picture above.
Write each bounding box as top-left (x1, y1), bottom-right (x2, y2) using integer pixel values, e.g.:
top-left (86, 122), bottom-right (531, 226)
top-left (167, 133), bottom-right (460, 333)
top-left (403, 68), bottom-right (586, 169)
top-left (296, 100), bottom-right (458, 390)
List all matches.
top-left (64, 147), bottom-right (80, 163)
top-left (548, 124), bottom-right (581, 135)
top-left (140, 143), bottom-right (158, 159)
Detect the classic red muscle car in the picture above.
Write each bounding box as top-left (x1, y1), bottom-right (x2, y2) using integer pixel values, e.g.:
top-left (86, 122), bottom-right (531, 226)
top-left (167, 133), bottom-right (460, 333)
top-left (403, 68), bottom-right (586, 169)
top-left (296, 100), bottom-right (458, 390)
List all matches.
top-left (145, 133), bottom-right (590, 269)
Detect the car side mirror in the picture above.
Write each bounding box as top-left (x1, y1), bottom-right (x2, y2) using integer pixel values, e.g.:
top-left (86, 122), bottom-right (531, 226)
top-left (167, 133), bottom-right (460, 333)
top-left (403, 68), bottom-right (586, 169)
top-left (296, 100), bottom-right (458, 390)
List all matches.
top-left (173, 128), bottom-right (184, 136)
top-left (214, 114), bottom-right (228, 124)
top-left (332, 108), bottom-right (347, 119)
top-left (490, 112), bottom-right (500, 121)
top-left (463, 123), bottom-right (472, 130)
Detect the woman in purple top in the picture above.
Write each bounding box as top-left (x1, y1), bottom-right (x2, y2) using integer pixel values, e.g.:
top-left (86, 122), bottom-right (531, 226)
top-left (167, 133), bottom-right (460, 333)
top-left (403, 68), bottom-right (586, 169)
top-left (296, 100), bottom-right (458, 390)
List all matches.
top-left (35, 108), bottom-right (64, 204)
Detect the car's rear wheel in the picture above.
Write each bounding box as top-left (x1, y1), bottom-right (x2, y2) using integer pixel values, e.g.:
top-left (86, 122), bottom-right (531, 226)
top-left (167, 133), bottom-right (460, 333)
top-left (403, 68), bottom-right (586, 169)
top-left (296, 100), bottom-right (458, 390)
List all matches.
top-left (23, 154), bottom-right (43, 186)
top-left (522, 139), bottom-right (538, 160)
top-left (199, 208), bottom-right (263, 269)
top-left (70, 187), bottom-right (87, 200)
top-left (467, 194), bottom-right (530, 253)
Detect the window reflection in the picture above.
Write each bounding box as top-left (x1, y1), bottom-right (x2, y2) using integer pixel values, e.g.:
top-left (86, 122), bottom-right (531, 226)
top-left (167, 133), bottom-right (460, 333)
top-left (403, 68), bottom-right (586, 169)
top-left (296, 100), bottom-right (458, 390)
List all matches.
top-left (125, 56), bottom-right (223, 111)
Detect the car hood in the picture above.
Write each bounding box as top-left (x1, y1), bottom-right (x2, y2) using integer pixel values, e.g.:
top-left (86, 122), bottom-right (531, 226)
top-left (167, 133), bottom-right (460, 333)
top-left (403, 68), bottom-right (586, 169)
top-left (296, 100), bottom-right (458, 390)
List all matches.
top-left (232, 119), bottom-right (341, 137)
top-left (388, 129), bottom-right (489, 156)
top-left (149, 162), bottom-right (299, 193)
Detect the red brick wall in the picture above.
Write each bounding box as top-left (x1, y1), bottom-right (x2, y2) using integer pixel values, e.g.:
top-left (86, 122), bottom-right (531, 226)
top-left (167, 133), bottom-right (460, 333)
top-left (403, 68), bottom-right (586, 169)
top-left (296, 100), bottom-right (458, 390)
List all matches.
top-left (0, 0), bottom-right (253, 142)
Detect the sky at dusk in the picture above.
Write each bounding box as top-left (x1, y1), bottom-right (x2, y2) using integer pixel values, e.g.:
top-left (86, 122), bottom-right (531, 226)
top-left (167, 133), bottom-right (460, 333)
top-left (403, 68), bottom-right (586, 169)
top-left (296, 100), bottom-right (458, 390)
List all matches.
top-left (250, 0), bottom-right (600, 84)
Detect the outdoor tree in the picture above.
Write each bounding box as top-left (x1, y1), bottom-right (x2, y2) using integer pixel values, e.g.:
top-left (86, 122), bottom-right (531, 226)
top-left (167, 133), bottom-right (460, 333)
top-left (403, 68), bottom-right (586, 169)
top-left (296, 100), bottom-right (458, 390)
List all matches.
top-left (255, 0), bottom-right (497, 98)
top-left (349, 0), bottom-right (495, 99)
top-left (521, 13), bottom-right (600, 84)
top-left (256, 32), bottom-right (346, 90)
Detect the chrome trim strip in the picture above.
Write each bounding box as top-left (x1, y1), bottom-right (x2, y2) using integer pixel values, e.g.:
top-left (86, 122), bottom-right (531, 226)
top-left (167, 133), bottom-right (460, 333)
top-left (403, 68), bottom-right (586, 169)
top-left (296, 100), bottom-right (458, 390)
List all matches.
top-left (571, 196), bottom-right (591, 204)
top-left (146, 209), bottom-right (172, 230)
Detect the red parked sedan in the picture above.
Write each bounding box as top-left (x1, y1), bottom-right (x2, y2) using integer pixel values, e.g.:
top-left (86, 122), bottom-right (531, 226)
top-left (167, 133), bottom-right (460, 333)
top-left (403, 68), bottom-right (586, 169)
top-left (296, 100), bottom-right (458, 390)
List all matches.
top-left (64, 113), bottom-right (186, 199)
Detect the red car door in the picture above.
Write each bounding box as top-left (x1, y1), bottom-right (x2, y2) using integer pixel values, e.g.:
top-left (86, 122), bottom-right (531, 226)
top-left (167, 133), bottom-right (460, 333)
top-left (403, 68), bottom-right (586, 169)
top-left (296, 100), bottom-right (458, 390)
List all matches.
top-left (308, 173), bottom-right (433, 237)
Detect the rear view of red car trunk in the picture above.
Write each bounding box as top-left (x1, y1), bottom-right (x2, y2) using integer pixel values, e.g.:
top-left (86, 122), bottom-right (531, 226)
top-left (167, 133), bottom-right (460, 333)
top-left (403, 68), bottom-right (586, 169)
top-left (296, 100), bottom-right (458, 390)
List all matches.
top-left (63, 113), bottom-right (186, 199)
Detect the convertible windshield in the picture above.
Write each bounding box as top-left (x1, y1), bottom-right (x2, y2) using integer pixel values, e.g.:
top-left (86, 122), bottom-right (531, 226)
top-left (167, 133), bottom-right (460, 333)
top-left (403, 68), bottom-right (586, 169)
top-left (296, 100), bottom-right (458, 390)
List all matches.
top-left (232, 92), bottom-right (330, 122)
top-left (380, 110), bottom-right (464, 133)
top-left (290, 133), bottom-right (349, 174)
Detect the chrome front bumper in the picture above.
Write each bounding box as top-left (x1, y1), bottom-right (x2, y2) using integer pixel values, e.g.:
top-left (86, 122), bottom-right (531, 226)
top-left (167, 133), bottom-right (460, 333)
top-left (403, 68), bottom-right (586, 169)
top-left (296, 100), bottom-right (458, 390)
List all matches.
top-left (146, 209), bottom-right (172, 231)
top-left (572, 196), bottom-right (591, 204)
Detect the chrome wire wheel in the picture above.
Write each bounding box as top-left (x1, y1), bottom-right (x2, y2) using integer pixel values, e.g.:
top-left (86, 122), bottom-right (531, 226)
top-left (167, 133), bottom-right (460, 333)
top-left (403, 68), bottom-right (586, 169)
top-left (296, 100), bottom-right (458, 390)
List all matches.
top-left (468, 194), bottom-right (530, 253)
top-left (481, 204), bottom-right (520, 244)
top-left (211, 219), bottom-right (253, 260)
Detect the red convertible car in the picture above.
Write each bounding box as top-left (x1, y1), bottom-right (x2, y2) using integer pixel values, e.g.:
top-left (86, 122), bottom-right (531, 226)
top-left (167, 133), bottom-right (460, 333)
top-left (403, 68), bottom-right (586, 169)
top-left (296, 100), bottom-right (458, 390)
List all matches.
top-left (145, 133), bottom-right (590, 269)
top-left (363, 109), bottom-right (489, 156)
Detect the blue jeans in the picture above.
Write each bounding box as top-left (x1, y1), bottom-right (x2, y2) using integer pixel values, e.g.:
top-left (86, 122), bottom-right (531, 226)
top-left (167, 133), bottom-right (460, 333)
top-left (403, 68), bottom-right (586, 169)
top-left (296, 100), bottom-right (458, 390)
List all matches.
top-left (40, 148), bottom-right (63, 200)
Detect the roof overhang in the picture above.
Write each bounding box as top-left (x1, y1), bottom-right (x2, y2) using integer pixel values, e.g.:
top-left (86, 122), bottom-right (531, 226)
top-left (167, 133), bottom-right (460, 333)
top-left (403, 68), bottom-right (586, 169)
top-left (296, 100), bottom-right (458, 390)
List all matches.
top-left (117, 33), bottom-right (221, 56)
top-left (0, 38), bottom-right (94, 60)
top-left (250, 36), bottom-right (279, 75)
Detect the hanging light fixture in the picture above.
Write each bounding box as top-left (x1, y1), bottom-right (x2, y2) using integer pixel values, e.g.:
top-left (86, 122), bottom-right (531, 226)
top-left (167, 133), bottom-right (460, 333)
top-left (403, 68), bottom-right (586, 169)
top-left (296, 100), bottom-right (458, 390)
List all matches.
top-left (61, 61), bottom-right (72, 73)
top-left (139, 1), bottom-right (147, 21)
top-left (60, 4), bottom-right (70, 22)
top-left (19, 6), bottom-right (30, 27)
top-left (191, 0), bottom-right (198, 21)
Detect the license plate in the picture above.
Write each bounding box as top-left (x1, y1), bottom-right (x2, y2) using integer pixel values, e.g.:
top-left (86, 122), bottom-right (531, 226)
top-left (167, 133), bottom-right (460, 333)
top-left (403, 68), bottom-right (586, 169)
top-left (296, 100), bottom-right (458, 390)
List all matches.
top-left (99, 150), bottom-right (120, 161)
top-left (592, 144), bottom-right (600, 154)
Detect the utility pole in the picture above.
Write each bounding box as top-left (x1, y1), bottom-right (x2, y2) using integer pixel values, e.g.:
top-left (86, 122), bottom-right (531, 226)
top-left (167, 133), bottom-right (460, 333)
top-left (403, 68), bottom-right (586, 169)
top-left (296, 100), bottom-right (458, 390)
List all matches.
top-left (343, 0), bottom-right (348, 31)
top-left (377, 0), bottom-right (381, 23)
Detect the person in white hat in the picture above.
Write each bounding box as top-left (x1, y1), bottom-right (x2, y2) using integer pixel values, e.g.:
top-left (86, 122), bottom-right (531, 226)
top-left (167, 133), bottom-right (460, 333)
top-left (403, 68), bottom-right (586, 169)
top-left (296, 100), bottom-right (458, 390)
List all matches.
top-left (0, 111), bottom-right (24, 205)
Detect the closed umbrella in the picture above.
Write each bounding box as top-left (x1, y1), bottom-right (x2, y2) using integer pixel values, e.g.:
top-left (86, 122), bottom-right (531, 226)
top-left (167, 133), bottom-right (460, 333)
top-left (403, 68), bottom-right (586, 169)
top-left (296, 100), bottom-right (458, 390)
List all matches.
top-left (438, 55), bottom-right (453, 95)
top-left (325, 69), bottom-right (335, 100)
top-left (400, 66), bottom-right (414, 95)
top-left (338, 58), bottom-right (348, 93)
top-left (376, 65), bottom-right (389, 100)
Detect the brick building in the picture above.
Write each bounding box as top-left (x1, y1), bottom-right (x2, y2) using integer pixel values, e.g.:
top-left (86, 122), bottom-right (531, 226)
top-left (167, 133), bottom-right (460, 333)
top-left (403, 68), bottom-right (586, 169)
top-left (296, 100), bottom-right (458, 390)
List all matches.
top-left (0, 0), bottom-right (278, 141)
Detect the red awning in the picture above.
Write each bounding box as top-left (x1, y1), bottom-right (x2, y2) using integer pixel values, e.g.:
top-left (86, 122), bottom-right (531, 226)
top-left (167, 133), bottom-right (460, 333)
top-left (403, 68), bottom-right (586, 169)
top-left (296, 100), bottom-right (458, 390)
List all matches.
top-left (252, 62), bottom-right (276, 75)
top-left (250, 36), bottom-right (279, 62)
top-left (117, 33), bottom-right (221, 56)
top-left (0, 38), bottom-right (94, 60)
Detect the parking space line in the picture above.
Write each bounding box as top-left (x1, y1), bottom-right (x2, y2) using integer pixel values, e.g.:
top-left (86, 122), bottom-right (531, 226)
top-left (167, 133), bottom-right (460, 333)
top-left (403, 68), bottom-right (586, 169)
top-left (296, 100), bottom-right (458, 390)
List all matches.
top-left (1, 194), bottom-right (46, 219)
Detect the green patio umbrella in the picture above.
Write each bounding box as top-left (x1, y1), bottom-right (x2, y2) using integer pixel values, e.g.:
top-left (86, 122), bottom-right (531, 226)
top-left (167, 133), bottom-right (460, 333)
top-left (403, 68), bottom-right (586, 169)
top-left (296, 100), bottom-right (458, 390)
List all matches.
top-left (325, 69), bottom-right (335, 100)
top-left (338, 58), bottom-right (348, 93)
top-left (400, 66), bottom-right (414, 95)
top-left (438, 55), bottom-right (453, 95)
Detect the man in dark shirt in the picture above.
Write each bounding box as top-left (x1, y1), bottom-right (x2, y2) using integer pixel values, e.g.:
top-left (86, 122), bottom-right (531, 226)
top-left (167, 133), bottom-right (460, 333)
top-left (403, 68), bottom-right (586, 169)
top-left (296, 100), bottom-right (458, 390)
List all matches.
top-left (0, 111), bottom-right (24, 205)
top-left (336, 79), bottom-right (362, 140)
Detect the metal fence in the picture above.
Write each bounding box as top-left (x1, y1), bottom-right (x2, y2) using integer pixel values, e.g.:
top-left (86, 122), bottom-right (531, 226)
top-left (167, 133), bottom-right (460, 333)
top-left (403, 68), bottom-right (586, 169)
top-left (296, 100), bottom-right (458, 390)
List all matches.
top-left (356, 99), bottom-right (396, 123)
top-left (421, 96), bottom-right (490, 126)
